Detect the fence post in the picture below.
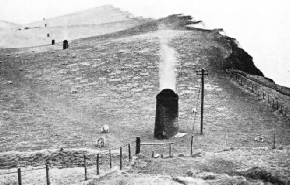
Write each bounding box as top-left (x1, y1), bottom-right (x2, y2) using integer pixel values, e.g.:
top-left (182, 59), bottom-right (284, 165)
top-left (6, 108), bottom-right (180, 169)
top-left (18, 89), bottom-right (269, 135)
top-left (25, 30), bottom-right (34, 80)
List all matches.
top-left (169, 144), bottom-right (172, 157)
top-left (46, 162), bottom-right (50, 185)
top-left (96, 154), bottom-right (100, 175)
top-left (262, 92), bottom-right (265, 99)
top-left (136, 137), bottom-right (141, 154)
top-left (128, 143), bottom-right (131, 161)
top-left (225, 134), bottom-right (228, 147)
top-left (84, 155), bottom-right (88, 181)
top-left (276, 101), bottom-right (279, 110)
top-left (18, 168), bottom-right (22, 185)
top-left (120, 147), bottom-right (122, 170)
top-left (280, 105), bottom-right (283, 114)
top-left (272, 133), bottom-right (276, 149)
top-left (109, 150), bottom-right (112, 169)
top-left (190, 136), bottom-right (193, 156)
top-left (272, 98), bottom-right (275, 109)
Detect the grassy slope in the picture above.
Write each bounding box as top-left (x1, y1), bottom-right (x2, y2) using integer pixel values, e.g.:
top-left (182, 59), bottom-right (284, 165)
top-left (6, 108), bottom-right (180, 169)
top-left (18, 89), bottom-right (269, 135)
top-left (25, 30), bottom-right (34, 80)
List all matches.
top-left (0, 5), bottom-right (151, 48)
top-left (0, 17), bottom-right (289, 184)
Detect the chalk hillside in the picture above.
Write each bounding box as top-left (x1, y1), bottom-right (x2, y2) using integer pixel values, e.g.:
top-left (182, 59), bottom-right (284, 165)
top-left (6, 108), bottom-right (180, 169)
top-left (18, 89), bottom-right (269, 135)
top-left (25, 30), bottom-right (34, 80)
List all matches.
top-left (0, 7), bottom-right (289, 185)
top-left (0, 5), bottom-right (152, 48)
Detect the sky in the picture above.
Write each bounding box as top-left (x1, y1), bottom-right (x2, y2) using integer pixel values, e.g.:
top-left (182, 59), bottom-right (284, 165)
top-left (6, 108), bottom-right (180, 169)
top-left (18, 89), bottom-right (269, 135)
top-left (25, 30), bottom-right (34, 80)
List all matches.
top-left (0, 0), bottom-right (290, 87)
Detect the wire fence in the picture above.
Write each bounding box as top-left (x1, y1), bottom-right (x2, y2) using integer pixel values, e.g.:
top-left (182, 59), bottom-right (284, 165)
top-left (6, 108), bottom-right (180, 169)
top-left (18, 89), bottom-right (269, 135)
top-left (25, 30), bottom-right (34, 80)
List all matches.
top-left (227, 70), bottom-right (290, 118)
top-left (228, 69), bottom-right (290, 97)
top-left (1, 131), bottom-right (287, 185)
top-left (0, 138), bottom-right (138, 184)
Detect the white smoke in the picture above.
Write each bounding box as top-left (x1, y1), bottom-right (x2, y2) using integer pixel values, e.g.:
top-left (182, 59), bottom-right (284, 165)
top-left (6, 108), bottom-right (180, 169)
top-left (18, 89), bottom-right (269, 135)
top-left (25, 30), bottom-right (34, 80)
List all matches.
top-left (158, 28), bottom-right (178, 91)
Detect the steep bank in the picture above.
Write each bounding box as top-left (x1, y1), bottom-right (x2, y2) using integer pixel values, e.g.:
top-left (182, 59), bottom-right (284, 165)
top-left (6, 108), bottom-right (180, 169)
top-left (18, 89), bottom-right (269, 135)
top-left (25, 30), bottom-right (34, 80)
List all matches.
top-left (224, 36), bottom-right (264, 76)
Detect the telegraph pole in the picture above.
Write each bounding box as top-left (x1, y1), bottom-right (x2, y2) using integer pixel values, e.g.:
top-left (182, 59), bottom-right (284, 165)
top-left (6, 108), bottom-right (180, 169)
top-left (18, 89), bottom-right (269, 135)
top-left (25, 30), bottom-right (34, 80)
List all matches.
top-left (196, 68), bottom-right (208, 135)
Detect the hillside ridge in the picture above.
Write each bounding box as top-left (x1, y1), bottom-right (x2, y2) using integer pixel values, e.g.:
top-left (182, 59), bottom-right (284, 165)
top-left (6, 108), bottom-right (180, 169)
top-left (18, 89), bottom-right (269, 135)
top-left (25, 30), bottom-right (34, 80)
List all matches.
top-left (0, 20), bottom-right (21, 29)
top-left (0, 13), bottom-right (289, 185)
top-left (26, 5), bottom-right (150, 28)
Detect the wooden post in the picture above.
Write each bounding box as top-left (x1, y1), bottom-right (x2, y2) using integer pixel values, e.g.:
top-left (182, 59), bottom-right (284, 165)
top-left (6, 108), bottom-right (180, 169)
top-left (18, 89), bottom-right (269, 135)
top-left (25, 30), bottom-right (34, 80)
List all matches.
top-left (96, 154), bottom-right (100, 175)
top-left (109, 150), bottom-right (112, 169)
top-left (262, 92), bottom-right (265, 99)
top-left (272, 98), bottom-right (275, 109)
top-left (272, 133), bottom-right (276, 149)
top-left (128, 144), bottom-right (132, 161)
top-left (136, 137), bottom-right (141, 154)
top-left (201, 69), bottom-right (205, 134)
top-left (196, 68), bottom-right (208, 135)
top-left (276, 101), bottom-right (279, 110)
top-left (120, 147), bottom-right (122, 170)
top-left (152, 151), bottom-right (155, 158)
top-left (190, 136), bottom-right (193, 156)
top-left (18, 168), bottom-right (22, 185)
top-left (46, 163), bottom-right (50, 185)
top-left (225, 134), bottom-right (228, 147)
top-left (169, 144), bottom-right (172, 157)
top-left (84, 155), bottom-right (88, 181)
top-left (280, 105), bottom-right (283, 113)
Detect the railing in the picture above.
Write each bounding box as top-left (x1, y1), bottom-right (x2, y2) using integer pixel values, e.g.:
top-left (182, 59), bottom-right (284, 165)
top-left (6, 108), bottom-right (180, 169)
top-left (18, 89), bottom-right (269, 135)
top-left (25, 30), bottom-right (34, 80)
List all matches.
top-left (228, 70), bottom-right (290, 118)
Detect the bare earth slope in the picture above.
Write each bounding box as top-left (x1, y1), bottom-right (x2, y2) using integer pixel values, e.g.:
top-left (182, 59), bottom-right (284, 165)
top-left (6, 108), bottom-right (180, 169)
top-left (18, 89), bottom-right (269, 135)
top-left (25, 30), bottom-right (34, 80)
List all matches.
top-left (0, 15), bottom-right (289, 184)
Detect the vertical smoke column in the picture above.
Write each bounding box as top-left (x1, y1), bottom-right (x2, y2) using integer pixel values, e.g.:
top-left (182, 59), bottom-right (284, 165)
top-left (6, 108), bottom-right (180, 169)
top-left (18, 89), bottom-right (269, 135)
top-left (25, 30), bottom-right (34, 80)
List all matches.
top-left (158, 30), bottom-right (178, 91)
top-left (155, 29), bottom-right (179, 139)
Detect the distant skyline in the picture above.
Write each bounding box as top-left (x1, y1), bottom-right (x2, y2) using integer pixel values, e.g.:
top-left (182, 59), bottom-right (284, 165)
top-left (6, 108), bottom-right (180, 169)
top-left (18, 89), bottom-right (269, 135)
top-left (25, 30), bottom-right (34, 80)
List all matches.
top-left (1, 0), bottom-right (289, 87)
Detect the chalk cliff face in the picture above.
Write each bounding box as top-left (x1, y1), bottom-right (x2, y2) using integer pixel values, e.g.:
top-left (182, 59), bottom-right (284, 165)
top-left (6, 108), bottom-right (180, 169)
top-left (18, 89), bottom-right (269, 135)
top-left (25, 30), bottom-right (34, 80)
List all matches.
top-left (163, 15), bottom-right (264, 77)
top-left (224, 37), bottom-right (264, 76)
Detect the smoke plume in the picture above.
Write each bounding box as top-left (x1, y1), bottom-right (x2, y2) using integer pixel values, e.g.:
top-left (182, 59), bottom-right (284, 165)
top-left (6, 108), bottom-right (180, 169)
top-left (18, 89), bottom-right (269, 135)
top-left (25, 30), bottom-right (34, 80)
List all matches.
top-left (158, 28), bottom-right (178, 92)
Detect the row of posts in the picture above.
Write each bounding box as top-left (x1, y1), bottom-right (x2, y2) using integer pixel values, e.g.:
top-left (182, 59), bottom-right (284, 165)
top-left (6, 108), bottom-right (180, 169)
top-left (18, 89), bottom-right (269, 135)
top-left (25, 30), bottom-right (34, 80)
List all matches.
top-left (16, 136), bottom-right (194, 184)
top-left (16, 137), bottom-right (140, 184)
top-left (232, 73), bottom-right (287, 115)
top-left (16, 133), bottom-right (277, 184)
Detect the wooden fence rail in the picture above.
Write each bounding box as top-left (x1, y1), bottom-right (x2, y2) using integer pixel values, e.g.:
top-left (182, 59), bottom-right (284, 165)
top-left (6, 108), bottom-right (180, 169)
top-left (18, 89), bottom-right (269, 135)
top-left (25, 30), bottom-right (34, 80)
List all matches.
top-left (229, 71), bottom-right (290, 118)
